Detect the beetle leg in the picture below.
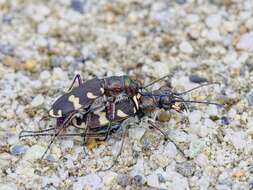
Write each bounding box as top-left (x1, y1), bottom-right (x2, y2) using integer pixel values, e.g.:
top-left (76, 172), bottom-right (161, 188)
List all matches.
top-left (40, 126), bottom-right (66, 159)
top-left (99, 123), bottom-right (129, 172)
top-left (40, 112), bottom-right (76, 159)
top-left (67, 74), bottom-right (83, 91)
top-left (103, 99), bottom-right (116, 140)
top-left (147, 120), bottom-right (187, 158)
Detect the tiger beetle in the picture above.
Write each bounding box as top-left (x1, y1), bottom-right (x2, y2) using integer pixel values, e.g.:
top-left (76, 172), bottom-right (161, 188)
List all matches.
top-left (19, 78), bottom-right (221, 169)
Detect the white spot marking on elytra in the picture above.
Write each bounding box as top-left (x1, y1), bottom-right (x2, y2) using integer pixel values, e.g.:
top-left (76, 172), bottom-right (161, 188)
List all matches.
top-left (117, 109), bottom-right (128, 118)
top-left (68, 95), bottom-right (82, 109)
top-left (133, 95), bottom-right (139, 110)
top-left (100, 88), bottom-right (105, 94)
top-left (98, 112), bottom-right (109, 126)
top-left (49, 109), bottom-right (62, 117)
top-left (87, 92), bottom-right (98, 99)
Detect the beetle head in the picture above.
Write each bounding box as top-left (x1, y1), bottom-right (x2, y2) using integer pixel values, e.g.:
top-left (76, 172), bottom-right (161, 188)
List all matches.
top-left (124, 76), bottom-right (140, 97)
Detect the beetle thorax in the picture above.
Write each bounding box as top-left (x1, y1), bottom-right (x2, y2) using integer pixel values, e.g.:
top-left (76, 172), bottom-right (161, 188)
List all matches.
top-left (123, 77), bottom-right (139, 97)
top-left (139, 96), bottom-right (157, 113)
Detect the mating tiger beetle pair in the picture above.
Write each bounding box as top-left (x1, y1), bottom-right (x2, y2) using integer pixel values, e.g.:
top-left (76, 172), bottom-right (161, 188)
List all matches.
top-left (19, 74), bottom-right (221, 170)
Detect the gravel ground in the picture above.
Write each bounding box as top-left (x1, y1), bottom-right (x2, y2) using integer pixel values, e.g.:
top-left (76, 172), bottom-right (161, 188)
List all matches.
top-left (0, 0), bottom-right (253, 189)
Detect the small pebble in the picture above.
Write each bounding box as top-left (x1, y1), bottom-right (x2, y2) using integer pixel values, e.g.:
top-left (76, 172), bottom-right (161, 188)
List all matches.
top-left (39, 70), bottom-right (51, 81)
top-left (31, 95), bottom-right (44, 107)
top-left (132, 175), bottom-right (144, 186)
top-left (129, 128), bottom-right (146, 141)
top-left (147, 173), bottom-right (159, 188)
top-left (24, 59), bottom-right (37, 72)
top-left (179, 41), bottom-right (194, 54)
top-left (117, 174), bottom-right (129, 188)
top-left (73, 174), bottom-right (102, 190)
top-left (247, 91), bottom-right (253, 106)
top-left (24, 145), bottom-right (46, 160)
top-left (50, 56), bottom-right (63, 68)
top-left (189, 75), bottom-right (208, 83)
top-left (189, 110), bottom-right (202, 124)
top-left (71, 0), bottom-right (84, 13)
top-left (157, 173), bottom-right (166, 183)
top-left (205, 14), bottom-right (221, 29)
top-left (0, 43), bottom-right (14, 55)
top-left (37, 22), bottom-right (49, 34)
top-left (236, 32), bottom-right (253, 51)
top-left (10, 144), bottom-right (27, 155)
top-left (226, 131), bottom-right (247, 150)
top-left (176, 0), bottom-right (186, 4)
top-left (0, 183), bottom-right (17, 190)
top-left (221, 116), bottom-right (230, 125)
top-left (176, 161), bottom-right (195, 177)
top-left (103, 172), bottom-right (117, 187)
top-left (232, 170), bottom-right (245, 178)
top-left (158, 111), bottom-right (171, 122)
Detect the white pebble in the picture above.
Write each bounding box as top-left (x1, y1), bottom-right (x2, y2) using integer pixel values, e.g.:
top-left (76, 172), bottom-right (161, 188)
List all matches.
top-left (102, 172), bottom-right (117, 187)
top-left (73, 174), bottom-right (102, 190)
top-left (24, 145), bottom-right (46, 160)
top-left (226, 131), bottom-right (247, 150)
top-left (207, 105), bottom-right (218, 116)
top-left (52, 67), bottom-right (68, 81)
top-left (245, 18), bottom-right (253, 30)
top-left (0, 183), bottom-right (17, 190)
top-left (40, 70), bottom-right (51, 81)
top-left (31, 95), bottom-right (44, 107)
top-left (205, 14), bottom-right (221, 28)
top-left (195, 154), bottom-right (208, 167)
top-left (189, 110), bottom-right (202, 124)
top-left (236, 32), bottom-right (253, 51)
top-left (246, 117), bottom-right (253, 135)
top-left (151, 153), bottom-right (170, 168)
top-left (186, 14), bottom-right (200, 24)
top-left (208, 29), bottom-right (222, 42)
top-left (179, 41), bottom-right (194, 54)
top-left (25, 4), bottom-right (51, 22)
top-left (166, 169), bottom-right (190, 190)
top-left (129, 128), bottom-right (146, 141)
top-left (164, 142), bottom-right (177, 159)
top-left (147, 173), bottom-right (160, 188)
top-left (37, 22), bottom-right (49, 34)
top-left (188, 139), bottom-right (205, 158)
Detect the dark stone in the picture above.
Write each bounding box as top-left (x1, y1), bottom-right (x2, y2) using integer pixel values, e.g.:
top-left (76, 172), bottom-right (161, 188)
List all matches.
top-left (50, 56), bottom-right (63, 67)
top-left (10, 145), bottom-right (27, 155)
top-left (0, 43), bottom-right (14, 55)
top-left (247, 92), bottom-right (253, 106)
top-left (221, 116), bottom-right (229, 125)
top-left (157, 173), bottom-right (166, 183)
top-left (189, 75), bottom-right (208, 84)
top-left (176, 161), bottom-right (195, 177)
top-left (176, 0), bottom-right (186, 4)
top-left (117, 174), bottom-right (129, 187)
top-left (132, 175), bottom-right (144, 186)
top-left (71, 0), bottom-right (84, 13)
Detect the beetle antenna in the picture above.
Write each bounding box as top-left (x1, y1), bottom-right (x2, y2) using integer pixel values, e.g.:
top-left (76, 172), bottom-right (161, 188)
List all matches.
top-left (175, 82), bottom-right (220, 95)
top-left (175, 100), bottom-right (222, 107)
top-left (19, 127), bottom-right (56, 139)
top-left (19, 132), bottom-right (87, 138)
top-left (142, 74), bottom-right (171, 89)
